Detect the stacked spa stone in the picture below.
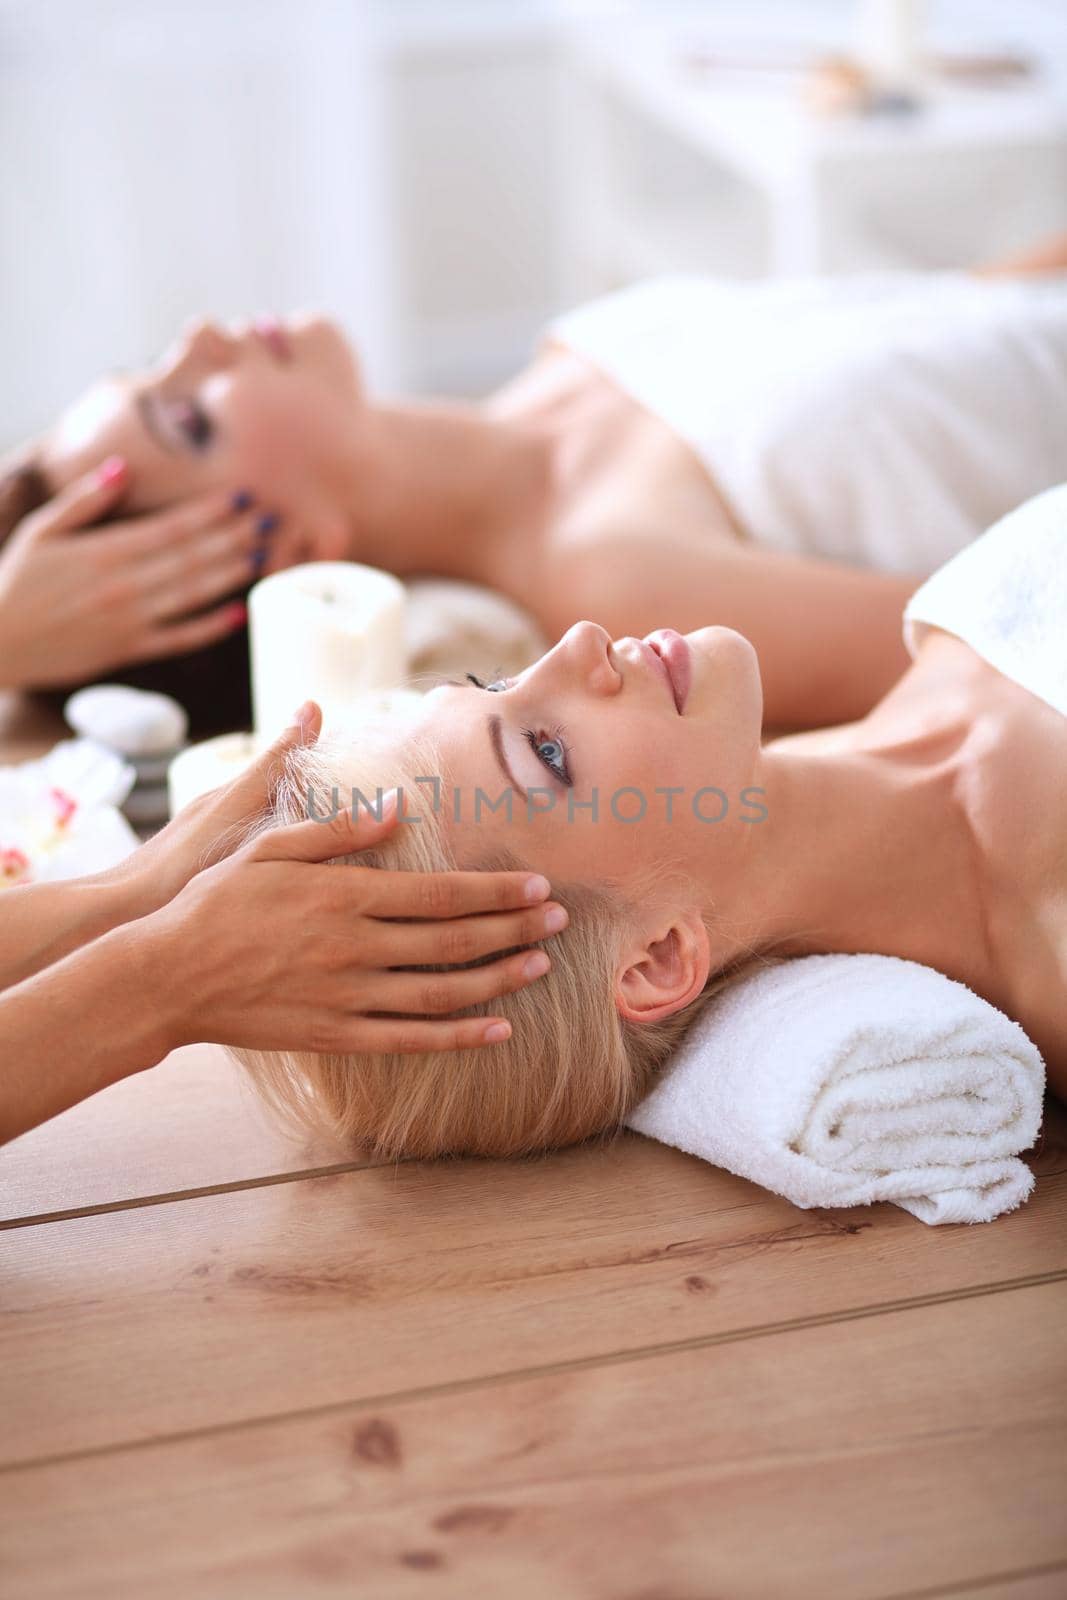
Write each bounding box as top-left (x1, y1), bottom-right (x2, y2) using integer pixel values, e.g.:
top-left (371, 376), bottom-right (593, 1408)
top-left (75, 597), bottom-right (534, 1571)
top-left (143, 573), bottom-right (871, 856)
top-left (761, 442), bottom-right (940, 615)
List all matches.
top-left (64, 686), bottom-right (189, 837)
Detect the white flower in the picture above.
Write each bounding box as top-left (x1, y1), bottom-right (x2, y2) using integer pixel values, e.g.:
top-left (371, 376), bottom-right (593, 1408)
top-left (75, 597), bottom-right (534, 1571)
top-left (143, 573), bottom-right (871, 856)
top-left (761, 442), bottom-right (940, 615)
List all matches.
top-left (0, 739), bottom-right (139, 889)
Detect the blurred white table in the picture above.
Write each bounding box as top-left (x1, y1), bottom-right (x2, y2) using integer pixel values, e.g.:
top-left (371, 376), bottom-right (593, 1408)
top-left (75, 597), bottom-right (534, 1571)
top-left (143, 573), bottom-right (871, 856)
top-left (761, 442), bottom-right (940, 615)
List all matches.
top-left (561, 29), bottom-right (1067, 287)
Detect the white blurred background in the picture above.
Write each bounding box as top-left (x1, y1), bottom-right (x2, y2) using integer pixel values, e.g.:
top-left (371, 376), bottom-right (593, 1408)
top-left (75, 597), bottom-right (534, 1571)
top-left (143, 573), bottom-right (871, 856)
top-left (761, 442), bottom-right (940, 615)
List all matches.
top-left (2, 0), bottom-right (1065, 448)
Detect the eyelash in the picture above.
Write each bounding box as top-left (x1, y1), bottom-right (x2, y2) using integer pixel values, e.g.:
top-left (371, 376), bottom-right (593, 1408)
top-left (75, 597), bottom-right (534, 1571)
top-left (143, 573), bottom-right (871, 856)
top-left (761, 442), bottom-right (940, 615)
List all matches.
top-left (523, 725), bottom-right (572, 786)
top-left (174, 398), bottom-right (213, 451)
top-left (465, 672), bottom-right (573, 787)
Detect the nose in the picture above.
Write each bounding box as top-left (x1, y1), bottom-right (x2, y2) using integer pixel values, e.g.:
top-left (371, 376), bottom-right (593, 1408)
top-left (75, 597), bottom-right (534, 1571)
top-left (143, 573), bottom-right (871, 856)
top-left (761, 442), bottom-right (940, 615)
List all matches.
top-left (173, 317), bottom-right (238, 370)
top-left (552, 620), bottom-right (620, 697)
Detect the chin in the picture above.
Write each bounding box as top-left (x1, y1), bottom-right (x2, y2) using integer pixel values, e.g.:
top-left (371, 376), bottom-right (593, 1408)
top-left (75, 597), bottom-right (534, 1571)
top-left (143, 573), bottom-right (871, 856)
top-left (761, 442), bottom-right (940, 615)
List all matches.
top-left (286, 311), bottom-right (361, 393)
top-left (686, 625), bottom-right (763, 723)
top-left (687, 624), bottom-right (758, 670)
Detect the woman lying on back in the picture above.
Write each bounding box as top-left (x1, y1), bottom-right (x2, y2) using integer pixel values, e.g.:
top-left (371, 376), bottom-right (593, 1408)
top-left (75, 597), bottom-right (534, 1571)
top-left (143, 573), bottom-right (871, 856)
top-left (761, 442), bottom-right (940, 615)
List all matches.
top-left (5, 235), bottom-right (1067, 731)
top-left (231, 487), bottom-right (1067, 1161)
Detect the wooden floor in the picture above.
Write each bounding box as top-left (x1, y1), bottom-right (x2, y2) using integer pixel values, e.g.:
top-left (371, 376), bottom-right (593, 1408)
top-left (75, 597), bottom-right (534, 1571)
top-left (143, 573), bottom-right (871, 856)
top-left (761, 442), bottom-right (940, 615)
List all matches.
top-left (1, 695), bottom-right (1066, 1599)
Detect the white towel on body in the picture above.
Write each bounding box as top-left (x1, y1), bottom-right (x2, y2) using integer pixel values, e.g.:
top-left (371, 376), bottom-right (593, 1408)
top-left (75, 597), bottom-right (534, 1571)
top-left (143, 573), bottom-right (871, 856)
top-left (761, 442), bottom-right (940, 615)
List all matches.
top-left (548, 272), bottom-right (1067, 575)
top-left (904, 481), bottom-right (1067, 718)
top-left (625, 953), bottom-right (1046, 1225)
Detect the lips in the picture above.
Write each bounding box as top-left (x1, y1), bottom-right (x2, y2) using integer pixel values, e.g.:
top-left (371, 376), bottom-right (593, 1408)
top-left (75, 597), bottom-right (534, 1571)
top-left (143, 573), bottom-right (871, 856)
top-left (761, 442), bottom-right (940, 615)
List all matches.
top-left (644, 630), bottom-right (691, 715)
top-left (253, 317), bottom-right (291, 362)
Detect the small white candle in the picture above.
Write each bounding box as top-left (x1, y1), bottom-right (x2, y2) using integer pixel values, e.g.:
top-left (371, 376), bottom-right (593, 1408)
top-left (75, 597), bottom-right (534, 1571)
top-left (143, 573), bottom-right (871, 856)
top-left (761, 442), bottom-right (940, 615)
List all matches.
top-left (249, 562), bottom-right (407, 740)
top-left (167, 733), bottom-right (264, 818)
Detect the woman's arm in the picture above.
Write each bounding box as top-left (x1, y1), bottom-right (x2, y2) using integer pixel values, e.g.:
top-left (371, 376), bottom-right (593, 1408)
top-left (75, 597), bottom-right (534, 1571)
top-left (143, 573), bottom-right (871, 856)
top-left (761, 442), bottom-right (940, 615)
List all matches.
top-left (0, 918), bottom-right (176, 1143)
top-left (0, 876), bottom-right (151, 994)
top-left (552, 535), bottom-right (921, 729)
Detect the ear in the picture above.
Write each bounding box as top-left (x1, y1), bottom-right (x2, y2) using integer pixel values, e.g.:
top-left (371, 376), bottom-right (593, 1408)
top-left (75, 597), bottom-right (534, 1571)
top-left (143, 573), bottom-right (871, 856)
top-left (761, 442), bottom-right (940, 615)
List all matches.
top-left (614, 910), bottom-right (711, 1026)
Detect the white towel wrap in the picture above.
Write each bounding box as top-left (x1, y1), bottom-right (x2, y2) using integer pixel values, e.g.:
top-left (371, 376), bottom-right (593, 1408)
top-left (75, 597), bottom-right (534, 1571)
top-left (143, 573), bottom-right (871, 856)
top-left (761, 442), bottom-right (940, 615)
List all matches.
top-left (625, 953), bottom-right (1045, 1225)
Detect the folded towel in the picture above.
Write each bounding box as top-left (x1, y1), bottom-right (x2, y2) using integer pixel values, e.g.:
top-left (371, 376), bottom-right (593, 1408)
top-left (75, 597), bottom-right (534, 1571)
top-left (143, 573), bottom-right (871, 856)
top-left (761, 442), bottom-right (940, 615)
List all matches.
top-left (625, 953), bottom-right (1046, 1225)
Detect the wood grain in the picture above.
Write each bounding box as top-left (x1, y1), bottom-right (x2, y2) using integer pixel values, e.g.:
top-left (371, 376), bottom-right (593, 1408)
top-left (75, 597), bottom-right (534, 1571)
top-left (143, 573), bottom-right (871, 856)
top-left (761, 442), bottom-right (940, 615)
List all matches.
top-left (2, 1128), bottom-right (1063, 1467)
top-left (0, 1044), bottom-right (357, 1226)
top-left (0, 1282), bottom-right (1062, 1600)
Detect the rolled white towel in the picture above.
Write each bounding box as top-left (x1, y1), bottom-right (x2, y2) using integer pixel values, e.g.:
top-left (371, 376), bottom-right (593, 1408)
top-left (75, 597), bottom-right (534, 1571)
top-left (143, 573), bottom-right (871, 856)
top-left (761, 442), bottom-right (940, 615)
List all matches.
top-left (625, 954), bottom-right (1046, 1225)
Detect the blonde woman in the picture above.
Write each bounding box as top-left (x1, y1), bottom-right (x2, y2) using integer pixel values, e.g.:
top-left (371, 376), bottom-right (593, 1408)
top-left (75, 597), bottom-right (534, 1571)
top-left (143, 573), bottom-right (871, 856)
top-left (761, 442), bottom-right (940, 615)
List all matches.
top-left (232, 486), bottom-right (1067, 1160)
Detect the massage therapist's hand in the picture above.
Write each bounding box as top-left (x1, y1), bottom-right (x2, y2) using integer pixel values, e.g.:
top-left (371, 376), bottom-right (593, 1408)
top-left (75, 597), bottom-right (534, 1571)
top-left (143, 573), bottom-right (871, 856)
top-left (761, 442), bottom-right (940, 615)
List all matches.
top-left (0, 456), bottom-right (265, 689)
top-left (98, 698), bottom-right (405, 918)
top-left (101, 700), bottom-right (331, 919)
top-left (140, 792), bottom-right (567, 1056)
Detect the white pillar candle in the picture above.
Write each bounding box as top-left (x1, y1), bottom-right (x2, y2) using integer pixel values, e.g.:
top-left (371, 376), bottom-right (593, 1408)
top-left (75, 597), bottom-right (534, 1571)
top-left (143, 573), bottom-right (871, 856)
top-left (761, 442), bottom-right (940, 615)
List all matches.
top-left (249, 562), bottom-right (407, 740)
top-left (167, 733), bottom-right (265, 818)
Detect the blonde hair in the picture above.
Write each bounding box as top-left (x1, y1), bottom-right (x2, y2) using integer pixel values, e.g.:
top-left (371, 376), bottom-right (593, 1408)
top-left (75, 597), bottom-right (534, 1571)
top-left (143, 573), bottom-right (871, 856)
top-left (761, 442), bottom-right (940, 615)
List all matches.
top-left (230, 724), bottom-right (741, 1161)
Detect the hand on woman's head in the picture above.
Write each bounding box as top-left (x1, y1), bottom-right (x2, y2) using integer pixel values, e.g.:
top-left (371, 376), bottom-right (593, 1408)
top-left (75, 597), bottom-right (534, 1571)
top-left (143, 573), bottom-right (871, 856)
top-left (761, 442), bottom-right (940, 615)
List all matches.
top-left (0, 459), bottom-right (260, 689)
top-left (33, 312), bottom-right (362, 573)
top-left (227, 652), bottom-right (758, 1164)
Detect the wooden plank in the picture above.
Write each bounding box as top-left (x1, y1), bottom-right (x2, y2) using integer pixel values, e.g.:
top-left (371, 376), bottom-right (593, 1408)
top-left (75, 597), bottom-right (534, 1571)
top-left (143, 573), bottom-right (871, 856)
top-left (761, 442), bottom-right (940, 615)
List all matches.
top-left (1, 1045), bottom-right (356, 1226)
top-left (1, 1121), bottom-right (1064, 1466)
top-left (0, 1282), bottom-right (1062, 1600)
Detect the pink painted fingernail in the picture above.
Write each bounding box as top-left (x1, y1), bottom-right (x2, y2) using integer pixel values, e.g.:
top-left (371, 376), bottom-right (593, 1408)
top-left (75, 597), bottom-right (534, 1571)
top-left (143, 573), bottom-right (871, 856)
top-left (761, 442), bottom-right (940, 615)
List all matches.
top-left (97, 455), bottom-right (126, 486)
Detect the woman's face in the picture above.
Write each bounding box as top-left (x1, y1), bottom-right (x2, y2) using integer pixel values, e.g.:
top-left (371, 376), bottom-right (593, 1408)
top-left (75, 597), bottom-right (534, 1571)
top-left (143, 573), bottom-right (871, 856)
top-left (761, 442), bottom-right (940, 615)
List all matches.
top-left (38, 314), bottom-right (361, 554)
top-left (416, 619), bottom-right (765, 908)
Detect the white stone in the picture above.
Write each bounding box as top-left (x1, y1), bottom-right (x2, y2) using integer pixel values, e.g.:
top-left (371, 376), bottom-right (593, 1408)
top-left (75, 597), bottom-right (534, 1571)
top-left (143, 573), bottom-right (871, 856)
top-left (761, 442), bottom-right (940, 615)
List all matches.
top-left (64, 684), bottom-right (188, 757)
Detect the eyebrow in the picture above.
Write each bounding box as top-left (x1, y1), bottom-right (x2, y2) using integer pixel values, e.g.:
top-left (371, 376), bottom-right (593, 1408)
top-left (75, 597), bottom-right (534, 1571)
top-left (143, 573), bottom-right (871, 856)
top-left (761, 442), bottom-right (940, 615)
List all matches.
top-left (135, 391), bottom-right (178, 455)
top-left (488, 714), bottom-right (522, 795)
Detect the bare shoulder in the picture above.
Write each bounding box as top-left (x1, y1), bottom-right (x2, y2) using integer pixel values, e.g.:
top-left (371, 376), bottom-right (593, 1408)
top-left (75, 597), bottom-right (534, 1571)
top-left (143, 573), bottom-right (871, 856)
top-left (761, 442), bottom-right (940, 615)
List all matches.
top-left (908, 630), bottom-right (1067, 1093)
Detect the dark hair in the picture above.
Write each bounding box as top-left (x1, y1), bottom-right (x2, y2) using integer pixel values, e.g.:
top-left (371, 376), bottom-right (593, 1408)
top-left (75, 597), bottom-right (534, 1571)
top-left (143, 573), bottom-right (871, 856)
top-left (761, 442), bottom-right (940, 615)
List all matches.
top-left (0, 461), bottom-right (253, 737)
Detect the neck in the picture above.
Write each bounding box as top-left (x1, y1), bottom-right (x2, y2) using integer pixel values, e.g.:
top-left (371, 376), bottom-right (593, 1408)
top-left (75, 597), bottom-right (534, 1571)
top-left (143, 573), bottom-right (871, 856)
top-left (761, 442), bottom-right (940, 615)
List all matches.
top-left (336, 400), bottom-right (552, 592)
top-left (711, 717), bottom-right (993, 988)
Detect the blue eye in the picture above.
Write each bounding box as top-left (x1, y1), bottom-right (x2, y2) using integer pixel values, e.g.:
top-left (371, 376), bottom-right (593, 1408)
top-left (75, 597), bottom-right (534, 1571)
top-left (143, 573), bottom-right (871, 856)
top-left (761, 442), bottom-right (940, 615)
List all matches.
top-left (464, 672), bottom-right (572, 787)
top-left (524, 727), bottom-right (571, 786)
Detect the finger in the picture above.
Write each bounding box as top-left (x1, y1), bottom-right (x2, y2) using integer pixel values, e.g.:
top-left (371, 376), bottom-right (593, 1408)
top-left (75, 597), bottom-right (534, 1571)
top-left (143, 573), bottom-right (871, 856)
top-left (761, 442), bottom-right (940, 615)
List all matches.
top-left (289, 698), bottom-right (322, 743)
top-left (135, 599), bottom-right (247, 660)
top-left (252, 796), bottom-right (400, 866)
top-left (220, 700), bottom-right (322, 811)
top-left (146, 551), bottom-right (256, 622)
top-left (357, 900), bottom-right (568, 967)
top-left (139, 508), bottom-right (260, 587)
top-left (330, 1015), bottom-right (514, 1054)
top-left (370, 948), bottom-right (552, 1015)
top-left (148, 488), bottom-right (256, 543)
top-left (106, 489), bottom-right (256, 561)
top-left (21, 456), bottom-right (129, 542)
top-left (358, 867), bottom-right (553, 920)
top-left (259, 521), bottom-right (310, 577)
